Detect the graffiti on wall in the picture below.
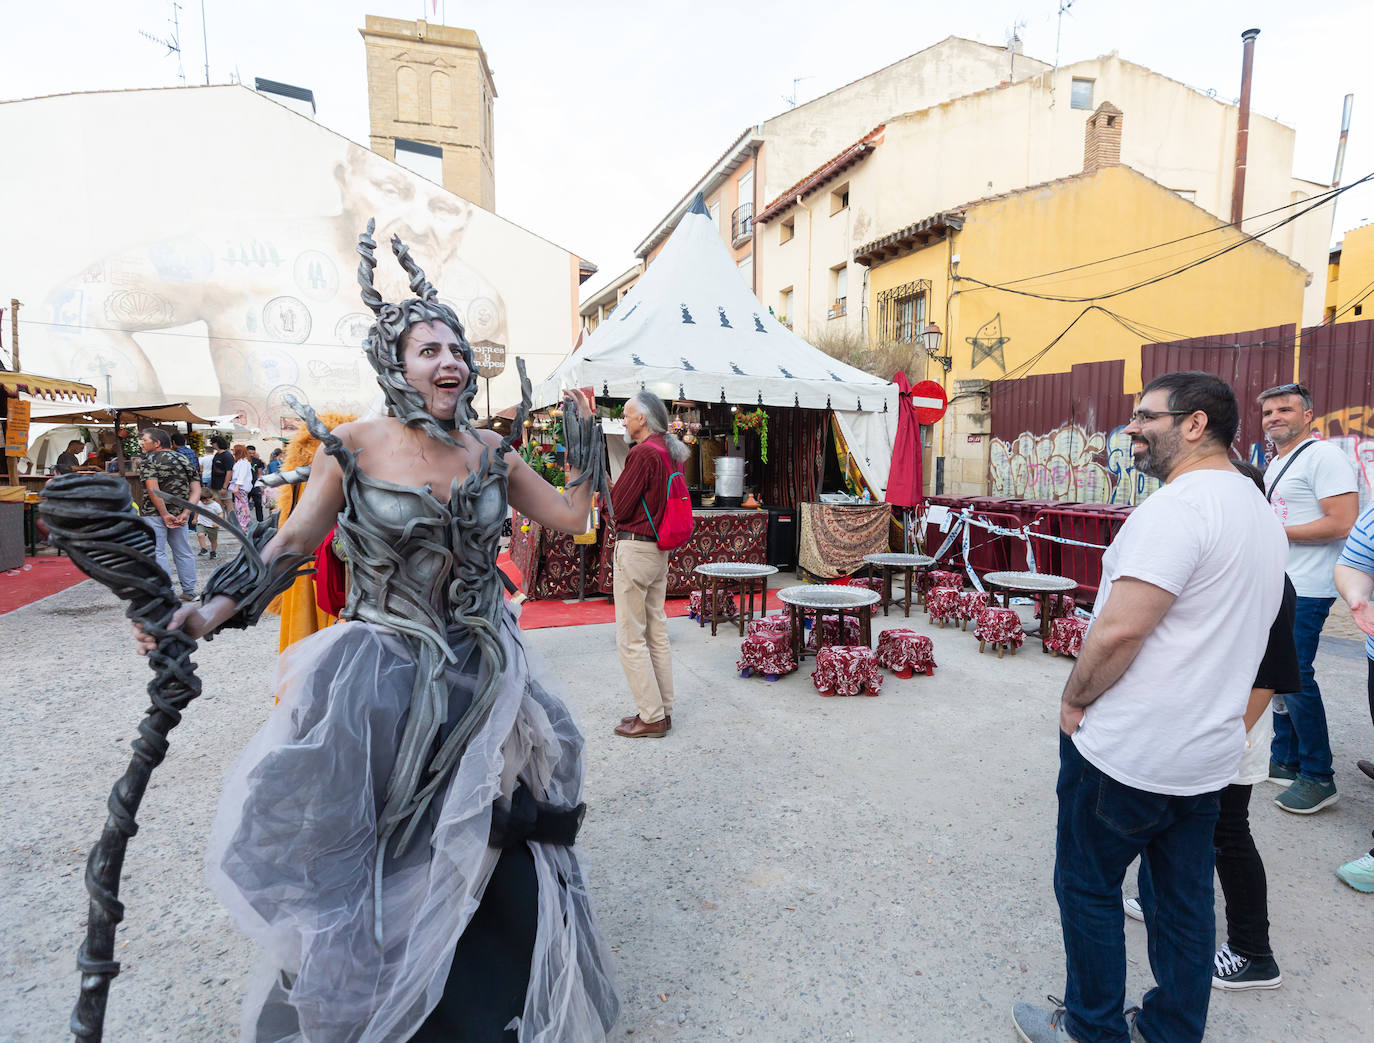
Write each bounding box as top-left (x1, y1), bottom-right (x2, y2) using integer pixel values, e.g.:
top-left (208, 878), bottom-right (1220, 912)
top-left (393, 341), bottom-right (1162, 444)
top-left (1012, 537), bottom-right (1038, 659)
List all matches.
top-left (990, 421), bottom-right (1161, 504)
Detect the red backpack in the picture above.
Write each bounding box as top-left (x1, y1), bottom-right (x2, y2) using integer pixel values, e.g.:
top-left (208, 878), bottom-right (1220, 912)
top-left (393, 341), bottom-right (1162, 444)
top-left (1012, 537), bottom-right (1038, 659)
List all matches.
top-left (640, 441), bottom-right (694, 551)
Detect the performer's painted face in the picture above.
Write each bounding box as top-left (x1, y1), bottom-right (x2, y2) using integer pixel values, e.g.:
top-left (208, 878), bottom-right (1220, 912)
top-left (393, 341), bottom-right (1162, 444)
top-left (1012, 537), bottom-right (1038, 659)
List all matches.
top-left (400, 320), bottom-right (470, 422)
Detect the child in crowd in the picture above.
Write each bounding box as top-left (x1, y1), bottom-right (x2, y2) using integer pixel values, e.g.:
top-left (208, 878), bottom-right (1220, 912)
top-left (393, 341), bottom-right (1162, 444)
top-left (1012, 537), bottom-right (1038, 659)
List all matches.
top-left (197, 489), bottom-right (222, 559)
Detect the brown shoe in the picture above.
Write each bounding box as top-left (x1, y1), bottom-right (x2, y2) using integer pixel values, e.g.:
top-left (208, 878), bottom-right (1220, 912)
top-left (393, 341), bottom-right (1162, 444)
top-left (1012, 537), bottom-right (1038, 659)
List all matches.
top-left (613, 715), bottom-right (668, 738)
top-left (620, 713), bottom-right (671, 731)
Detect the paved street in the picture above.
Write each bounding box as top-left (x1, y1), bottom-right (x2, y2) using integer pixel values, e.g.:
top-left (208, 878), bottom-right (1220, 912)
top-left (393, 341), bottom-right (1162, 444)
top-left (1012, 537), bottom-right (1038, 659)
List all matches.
top-left (2, 562), bottom-right (1372, 1041)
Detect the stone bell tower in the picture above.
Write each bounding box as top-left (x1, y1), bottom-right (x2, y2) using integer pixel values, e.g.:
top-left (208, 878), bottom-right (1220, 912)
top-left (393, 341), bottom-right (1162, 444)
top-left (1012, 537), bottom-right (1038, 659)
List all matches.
top-left (360, 15), bottom-right (496, 210)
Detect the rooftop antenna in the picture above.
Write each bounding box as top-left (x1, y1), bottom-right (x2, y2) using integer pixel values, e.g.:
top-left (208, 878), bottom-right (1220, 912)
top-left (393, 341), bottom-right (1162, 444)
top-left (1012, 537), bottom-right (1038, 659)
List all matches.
top-left (139, 0), bottom-right (186, 86)
top-left (783, 75), bottom-right (814, 109)
top-left (1050, 0), bottom-right (1075, 109)
top-left (1007, 18), bottom-right (1028, 80)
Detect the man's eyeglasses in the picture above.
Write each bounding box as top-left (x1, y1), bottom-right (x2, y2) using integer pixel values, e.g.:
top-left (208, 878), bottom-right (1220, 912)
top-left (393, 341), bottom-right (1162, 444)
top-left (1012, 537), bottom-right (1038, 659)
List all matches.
top-left (1259, 382), bottom-right (1310, 401)
top-left (1129, 409), bottom-right (1192, 425)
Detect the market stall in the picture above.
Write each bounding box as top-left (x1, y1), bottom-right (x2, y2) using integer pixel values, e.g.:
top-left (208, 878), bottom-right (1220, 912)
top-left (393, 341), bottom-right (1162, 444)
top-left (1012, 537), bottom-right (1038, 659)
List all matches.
top-left (512, 193), bottom-right (901, 598)
top-left (1, 369), bottom-right (99, 570)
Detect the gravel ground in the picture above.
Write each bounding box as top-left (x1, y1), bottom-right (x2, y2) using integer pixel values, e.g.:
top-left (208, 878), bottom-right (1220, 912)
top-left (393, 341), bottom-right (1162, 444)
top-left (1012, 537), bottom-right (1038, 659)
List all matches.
top-left (2, 558), bottom-right (1372, 1041)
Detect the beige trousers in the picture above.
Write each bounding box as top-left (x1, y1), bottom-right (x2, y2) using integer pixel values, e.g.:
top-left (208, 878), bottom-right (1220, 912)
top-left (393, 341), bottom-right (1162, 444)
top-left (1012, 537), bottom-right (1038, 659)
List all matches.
top-left (613, 539), bottom-right (675, 723)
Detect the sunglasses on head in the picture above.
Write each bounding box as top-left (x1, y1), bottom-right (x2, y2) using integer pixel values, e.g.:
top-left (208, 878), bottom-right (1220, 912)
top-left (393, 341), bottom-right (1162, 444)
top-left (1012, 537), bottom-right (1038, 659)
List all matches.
top-left (1260, 382), bottom-right (1310, 400)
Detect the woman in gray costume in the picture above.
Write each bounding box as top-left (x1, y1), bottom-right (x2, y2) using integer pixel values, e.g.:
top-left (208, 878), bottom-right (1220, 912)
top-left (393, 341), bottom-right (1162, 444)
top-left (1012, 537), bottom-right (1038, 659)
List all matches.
top-left (136, 222), bottom-right (619, 1041)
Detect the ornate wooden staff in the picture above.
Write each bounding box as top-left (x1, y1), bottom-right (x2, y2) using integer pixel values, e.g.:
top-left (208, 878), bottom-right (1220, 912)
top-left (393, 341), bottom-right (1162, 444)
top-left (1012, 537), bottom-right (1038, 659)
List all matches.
top-left (39, 473), bottom-right (309, 1041)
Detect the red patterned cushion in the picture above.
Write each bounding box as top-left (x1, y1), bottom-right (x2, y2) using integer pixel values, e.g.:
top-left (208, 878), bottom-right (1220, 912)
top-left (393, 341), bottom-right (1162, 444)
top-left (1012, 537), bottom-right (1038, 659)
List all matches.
top-left (746, 614), bottom-right (790, 638)
top-left (688, 589), bottom-right (737, 621)
top-left (974, 606), bottom-right (1025, 648)
top-left (737, 631), bottom-right (797, 677)
top-left (846, 576), bottom-right (887, 593)
top-left (811, 644), bottom-right (883, 696)
top-left (1046, 616), bottom-right (1090, 657)
top-left (954, 590), bottom-right (992, 624)
top-left (926, 570), bottom-right (963, 591)
top-left (805, 614), bottom-right (863, 650)
top-left (875, 629), bottom-right (936, 676)
top-left (1034, 593), bottom-right (1077, 620)
top-left (926, 586), bottom-right (961, 626)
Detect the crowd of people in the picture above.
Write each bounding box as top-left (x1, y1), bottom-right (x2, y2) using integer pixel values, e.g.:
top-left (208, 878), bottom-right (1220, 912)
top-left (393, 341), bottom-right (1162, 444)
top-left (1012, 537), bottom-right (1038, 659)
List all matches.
top-left (1014, 375), bottom-right (1374, 1043)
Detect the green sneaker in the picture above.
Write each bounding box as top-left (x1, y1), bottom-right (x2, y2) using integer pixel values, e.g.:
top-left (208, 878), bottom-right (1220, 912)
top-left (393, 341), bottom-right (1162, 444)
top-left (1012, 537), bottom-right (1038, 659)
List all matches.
top-left (1336, 853), bottom-right (1374, 892)
top-left (1274, 776), bottom-right (1338, 814)
top-left (1267, 760), bottom-right (1297, 786)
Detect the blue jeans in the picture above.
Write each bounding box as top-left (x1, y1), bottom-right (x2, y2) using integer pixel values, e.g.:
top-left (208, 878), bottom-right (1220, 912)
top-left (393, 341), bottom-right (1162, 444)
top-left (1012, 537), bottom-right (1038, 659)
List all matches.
top-left (1055, 734), bottom-right (1219, 1043)
top-left (1270, 595), bottom-right (1334, 784)
top-left (146, 515), bottom-right (197, 597)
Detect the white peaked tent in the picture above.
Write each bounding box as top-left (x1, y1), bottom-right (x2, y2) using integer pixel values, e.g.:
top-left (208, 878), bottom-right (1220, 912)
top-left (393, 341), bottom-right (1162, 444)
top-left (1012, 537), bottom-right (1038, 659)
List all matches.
top-left (533, 195), bottom-right (901, 496)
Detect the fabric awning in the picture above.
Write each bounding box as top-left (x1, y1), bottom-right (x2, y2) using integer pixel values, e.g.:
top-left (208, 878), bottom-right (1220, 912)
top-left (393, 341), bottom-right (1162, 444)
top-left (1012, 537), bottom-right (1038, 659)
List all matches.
top-left (31, 402), bottom-right (215, 425)
top-left (0, 371), bottom-right (98, 402)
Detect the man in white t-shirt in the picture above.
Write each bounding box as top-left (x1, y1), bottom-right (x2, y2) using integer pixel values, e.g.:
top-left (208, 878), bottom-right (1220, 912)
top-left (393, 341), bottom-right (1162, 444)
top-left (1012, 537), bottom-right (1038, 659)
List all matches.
top-left (1259, 382), bottom-right (1358, 814)
top-left (1014, 372), bottom-right (1287, 1043)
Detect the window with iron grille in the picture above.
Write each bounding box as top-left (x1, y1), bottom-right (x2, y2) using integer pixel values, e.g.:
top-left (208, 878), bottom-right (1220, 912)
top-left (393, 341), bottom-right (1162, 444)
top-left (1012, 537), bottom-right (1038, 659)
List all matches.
top-left (876, 280), bottom-right (930, 344)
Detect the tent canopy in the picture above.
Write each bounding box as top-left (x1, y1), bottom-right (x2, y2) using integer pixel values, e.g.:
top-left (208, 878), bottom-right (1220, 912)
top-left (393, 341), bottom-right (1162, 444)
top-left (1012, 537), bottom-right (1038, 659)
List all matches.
top-left (0, 370), bottom-right (98, 402)
top-left (31, 401), bottom-right (215, 425)
top-left (534, 194), bottom-right (898, 415)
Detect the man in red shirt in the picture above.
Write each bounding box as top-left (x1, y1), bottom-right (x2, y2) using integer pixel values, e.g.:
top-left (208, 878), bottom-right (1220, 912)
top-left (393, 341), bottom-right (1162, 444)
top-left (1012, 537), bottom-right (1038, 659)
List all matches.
top-left (611, 392), bottom-right (688, 738)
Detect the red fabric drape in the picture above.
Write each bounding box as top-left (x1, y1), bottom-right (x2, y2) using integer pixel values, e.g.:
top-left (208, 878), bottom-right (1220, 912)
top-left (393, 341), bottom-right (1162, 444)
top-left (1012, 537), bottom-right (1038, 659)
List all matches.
top-left (314, 528), bottom-right (348, 617)
top-left (886, 371), bottom-right (924, 508)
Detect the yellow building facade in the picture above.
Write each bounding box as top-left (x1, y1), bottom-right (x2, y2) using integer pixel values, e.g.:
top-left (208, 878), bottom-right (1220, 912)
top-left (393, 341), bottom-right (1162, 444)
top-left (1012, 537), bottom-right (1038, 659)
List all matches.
top-left (859, 163), bottom-right (1309, 496)
top-left (1326, 221), bottom-right (1374, 324)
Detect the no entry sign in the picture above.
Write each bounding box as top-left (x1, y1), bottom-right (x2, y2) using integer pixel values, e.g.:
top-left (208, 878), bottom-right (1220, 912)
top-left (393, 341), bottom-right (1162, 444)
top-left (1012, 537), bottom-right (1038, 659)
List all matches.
top-left (908, 380), bottom-right (948, 424)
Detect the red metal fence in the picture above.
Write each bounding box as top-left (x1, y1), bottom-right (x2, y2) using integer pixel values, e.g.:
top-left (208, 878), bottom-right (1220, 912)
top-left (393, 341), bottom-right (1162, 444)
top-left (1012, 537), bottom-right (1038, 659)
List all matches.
top-left (1140, 324), bottom-right (1296, 462)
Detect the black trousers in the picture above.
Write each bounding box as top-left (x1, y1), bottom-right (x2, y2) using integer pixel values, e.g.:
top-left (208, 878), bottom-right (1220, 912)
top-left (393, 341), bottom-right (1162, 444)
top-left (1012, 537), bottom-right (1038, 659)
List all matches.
top-left (1213, 783), bottom-right (1272, 960)
top-left (409, 843), bottom-right (539, 1042)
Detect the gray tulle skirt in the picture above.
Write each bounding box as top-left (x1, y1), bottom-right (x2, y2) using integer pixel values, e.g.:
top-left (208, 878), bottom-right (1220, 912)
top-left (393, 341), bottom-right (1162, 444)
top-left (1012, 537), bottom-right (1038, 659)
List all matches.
top-left (205, 611), bottom-right (619, 1042)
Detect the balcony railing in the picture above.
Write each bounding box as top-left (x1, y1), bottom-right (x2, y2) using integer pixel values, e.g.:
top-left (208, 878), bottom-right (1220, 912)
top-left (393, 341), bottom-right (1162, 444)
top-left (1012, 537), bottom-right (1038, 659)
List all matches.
top-left (731, 202), bottom-right (754, 247)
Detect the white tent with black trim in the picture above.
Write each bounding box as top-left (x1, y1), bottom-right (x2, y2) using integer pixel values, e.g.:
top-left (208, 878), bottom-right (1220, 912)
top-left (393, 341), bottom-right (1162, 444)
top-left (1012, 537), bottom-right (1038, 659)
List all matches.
top-left (533, 194), bottom-right (900, 496)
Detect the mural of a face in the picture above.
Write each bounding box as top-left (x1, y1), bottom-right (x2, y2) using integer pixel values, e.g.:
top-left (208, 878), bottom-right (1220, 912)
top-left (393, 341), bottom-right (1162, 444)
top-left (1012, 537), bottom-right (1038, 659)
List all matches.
top-left (34, 140), bottom-right (508, 436)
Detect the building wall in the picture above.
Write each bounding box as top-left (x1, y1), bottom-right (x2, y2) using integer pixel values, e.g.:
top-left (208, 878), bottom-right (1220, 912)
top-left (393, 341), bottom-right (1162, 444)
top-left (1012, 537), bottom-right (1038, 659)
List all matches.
top-left (360, 16), bottom-right (496, 210)
top-left (864, 165), bottom-right (1308, 496)
top-left (1329, 222), bottom-right (1374, 323)
top-left (0, 86), bottom-right (580, 430)
top-left (758, 54), bottom-right (1327, 332)
top-left (761, 37), bottom-right (1050, 200)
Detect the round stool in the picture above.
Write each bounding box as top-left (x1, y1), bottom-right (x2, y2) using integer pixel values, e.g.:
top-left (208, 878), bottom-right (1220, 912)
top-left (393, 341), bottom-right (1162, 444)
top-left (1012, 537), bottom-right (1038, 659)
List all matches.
top-left (738, 630), bottom-right (797, 680)
top-left (875, 629), bottom-right (936, 678)
top-left (926, 586), bottom-right (962, 628)
top-left (954, 590), bottom-right (992, 631)
top-left (1034, 593), bottom-right (1077, 621)
top-left (805, 615), bottom-right (863, 650)
top-left (746, 613), bottom-right (790, 638)
top-left (689, 589), bottom-right (737, 622)
top-left (811, 644), bottom-right (883, 697)
top-left (1045, 615), bottom-right (1090, 657)
top-left (974, 606), bottom-right (1025, 657)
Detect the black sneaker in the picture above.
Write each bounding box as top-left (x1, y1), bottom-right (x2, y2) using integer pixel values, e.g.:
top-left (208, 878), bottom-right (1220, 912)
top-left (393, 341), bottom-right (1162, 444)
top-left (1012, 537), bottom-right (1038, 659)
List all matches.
top-left (209, 551), bottom-right (217, 559)
top-left (198, 548), bottom-right (208, 557)
top-left (1212, 943), bottom-right (1282, 990)
top-left (1357, 758), bottom-right (1374, 783)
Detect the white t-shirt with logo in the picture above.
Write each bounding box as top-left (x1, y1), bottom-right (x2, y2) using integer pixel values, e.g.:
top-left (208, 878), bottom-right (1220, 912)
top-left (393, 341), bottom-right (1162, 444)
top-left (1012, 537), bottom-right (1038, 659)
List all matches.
top-left (1264, 439), bottom-right (1357, 598)
top-left (1073, 470), bottom-right (1288, 796)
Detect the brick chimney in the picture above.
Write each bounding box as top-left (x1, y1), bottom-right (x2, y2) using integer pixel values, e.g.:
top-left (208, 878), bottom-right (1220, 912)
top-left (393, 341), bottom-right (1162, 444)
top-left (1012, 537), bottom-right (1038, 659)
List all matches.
top-left (1084, 102), bottom-right (1123, 174)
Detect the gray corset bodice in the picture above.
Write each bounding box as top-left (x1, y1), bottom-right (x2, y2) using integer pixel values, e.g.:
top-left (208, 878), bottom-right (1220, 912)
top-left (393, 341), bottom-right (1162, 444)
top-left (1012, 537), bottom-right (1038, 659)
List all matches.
top-left (333, 450), bottom-right (509, 638)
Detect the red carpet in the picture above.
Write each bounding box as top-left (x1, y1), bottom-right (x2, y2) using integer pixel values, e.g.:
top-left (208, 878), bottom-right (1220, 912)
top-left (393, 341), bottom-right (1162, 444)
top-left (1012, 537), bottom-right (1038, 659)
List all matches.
top-left (499, 551), bottom-right (787, 630)
top-left (0, 555), bottom-right (89, 614)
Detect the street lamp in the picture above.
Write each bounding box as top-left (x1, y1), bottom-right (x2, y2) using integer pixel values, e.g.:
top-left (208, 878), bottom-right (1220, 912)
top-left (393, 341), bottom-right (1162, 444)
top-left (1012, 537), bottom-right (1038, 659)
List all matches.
top-left (923, 321), bottom-right (951, 372)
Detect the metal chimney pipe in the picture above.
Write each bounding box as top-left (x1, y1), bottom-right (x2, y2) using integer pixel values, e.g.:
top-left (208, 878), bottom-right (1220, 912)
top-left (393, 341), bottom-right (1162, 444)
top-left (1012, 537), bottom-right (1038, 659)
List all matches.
top-left (1231, 28), bottom-right (1261, 227)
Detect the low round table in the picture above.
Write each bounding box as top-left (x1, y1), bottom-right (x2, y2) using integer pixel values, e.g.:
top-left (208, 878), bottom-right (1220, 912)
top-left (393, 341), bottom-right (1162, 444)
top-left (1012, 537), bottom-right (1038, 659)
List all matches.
top-left (862, 552), bottom-right (935, 618)
top-left (982, 571), bottom-right (1078, 643)
top-left (776, 585), bottom-right (880, 664)
top-left (694, 562), bottom-right (779, 637)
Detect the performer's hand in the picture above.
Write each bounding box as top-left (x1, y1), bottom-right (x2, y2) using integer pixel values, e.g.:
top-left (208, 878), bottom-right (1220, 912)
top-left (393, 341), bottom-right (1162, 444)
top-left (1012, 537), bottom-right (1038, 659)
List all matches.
top-left (131, 603), bottom-right (207, 654)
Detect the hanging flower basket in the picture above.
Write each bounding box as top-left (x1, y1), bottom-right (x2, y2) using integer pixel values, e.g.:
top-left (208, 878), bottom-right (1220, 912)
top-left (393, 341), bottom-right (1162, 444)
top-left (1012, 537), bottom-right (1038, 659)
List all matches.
top-left (732, 408), bottom-right (769, 463)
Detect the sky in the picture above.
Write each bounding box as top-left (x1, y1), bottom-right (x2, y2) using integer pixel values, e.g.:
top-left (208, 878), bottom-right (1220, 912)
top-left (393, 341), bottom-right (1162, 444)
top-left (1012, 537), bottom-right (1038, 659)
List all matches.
top-left (4, 0), bottom-right (1371, 301)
